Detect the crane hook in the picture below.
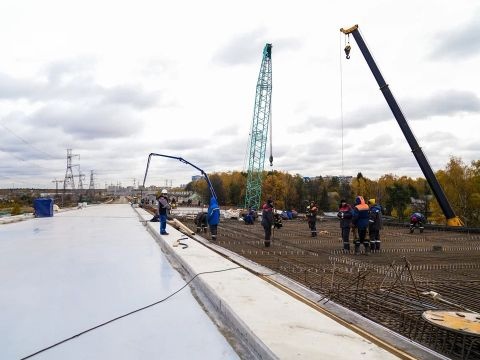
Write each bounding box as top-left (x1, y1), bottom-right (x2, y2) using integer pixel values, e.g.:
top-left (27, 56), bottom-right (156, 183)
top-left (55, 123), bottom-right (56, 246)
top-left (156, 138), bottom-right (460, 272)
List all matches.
top-left (344, 44), bottom-right (351, 59)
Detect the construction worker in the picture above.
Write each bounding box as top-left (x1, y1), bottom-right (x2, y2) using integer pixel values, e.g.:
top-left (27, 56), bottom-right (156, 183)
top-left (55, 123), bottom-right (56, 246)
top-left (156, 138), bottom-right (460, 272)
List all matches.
top-left (306, 201), bottom-right (318, 237)
top-left (207, 196), bottom-right (220, 241)
top-left (273, 212), bottom-right (283, 229)
top-left (261, 199), bottom-right (274, 247)
top-left (194, 211), bottom-right (208, 233)
top-left (352, 196), bottom-right (370, 255)
top-left (337, 199), bottom-right (353, 252)
top-left (368, 199), bottom-right (383, 252)
top-left (409, 212), bottom-right (426, 233)
top-left (157, 189), bottom-right (170, 235)
top-left (243, 207), bottom-right (256, 225)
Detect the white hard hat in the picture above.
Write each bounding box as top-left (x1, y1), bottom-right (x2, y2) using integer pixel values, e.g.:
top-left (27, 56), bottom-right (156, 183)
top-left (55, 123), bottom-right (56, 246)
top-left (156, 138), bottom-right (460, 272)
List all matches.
top-left (161, 189), bottom-right (168, 194)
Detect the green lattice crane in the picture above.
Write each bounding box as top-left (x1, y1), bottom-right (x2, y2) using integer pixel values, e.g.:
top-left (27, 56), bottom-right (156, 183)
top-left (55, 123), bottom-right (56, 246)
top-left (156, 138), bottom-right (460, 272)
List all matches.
top-left (244, 43), bottom-right (273, 210)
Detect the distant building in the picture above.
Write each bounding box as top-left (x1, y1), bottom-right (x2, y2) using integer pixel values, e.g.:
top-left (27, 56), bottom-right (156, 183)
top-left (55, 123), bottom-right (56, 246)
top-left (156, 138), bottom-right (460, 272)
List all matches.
top-left (303, 175), bottom-right (353, 184)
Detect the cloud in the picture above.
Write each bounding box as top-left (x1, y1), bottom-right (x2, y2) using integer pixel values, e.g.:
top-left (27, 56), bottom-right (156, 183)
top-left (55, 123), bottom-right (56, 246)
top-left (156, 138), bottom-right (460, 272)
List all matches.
top-left (0, 73), bottom-right (41, 100)
top-left (0, 62), bottom-right (161, 110)
top-left (406, 90), bottom-right (480, 119)
top-left (213, 29), bottom-right (301, 66)
top-left (27, 104), bottom-right (142, 140)
top-left (293, 90), bottom-right (480, 133)
top-left (430, 16), bottom-right (480, 60)
top-left (43, 58), bottom-right (96, 84)
top-left (212, 124), bottom-right (239, 136)
top-left (213, 28), bottom-right (268, 66)
top-left (102, 85), bottom-right (159, 109)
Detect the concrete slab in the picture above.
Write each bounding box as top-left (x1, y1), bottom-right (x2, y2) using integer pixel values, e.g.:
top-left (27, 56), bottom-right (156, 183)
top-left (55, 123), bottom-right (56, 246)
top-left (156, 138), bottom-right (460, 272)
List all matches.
top-left (0, 204), bottom-right (239, 360)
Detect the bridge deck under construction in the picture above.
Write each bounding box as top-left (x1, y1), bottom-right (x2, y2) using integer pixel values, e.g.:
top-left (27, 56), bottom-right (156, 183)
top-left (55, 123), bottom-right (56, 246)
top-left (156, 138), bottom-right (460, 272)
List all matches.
top-left (179, 215), bottom-right (480, 360)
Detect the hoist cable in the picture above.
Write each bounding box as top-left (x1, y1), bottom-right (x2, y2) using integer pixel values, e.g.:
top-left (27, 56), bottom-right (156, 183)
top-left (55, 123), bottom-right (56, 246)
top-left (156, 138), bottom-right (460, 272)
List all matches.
top-left (339, 32), bottom-right (345, 176)
top-left (269, 101), bottom-right (273, 166)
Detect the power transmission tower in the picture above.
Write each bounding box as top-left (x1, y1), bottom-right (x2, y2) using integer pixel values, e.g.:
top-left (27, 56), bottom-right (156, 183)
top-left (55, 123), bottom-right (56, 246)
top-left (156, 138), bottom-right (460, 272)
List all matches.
top-left (88, 170), bottom-right (95, 197)
top-left (77, 164), bottom-right (85, 191)
top-left (244, 43), bottom-right (273, 210)
top-left (89, 170), bottom-right (95, 191)
top-left (63, 149), bottom-right (79, 191)
top-left (52, 179), bottom-right (63, 195)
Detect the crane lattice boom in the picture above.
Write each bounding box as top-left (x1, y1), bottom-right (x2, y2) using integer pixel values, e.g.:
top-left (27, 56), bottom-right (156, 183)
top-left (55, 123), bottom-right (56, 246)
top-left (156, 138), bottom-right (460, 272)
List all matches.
top-left (244, 44), bottom-right (272, 210)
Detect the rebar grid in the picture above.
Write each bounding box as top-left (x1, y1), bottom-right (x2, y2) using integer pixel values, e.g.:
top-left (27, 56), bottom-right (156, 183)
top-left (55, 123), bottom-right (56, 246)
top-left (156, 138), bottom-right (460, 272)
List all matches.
top-left (181, 217), bottom-right (480, 359)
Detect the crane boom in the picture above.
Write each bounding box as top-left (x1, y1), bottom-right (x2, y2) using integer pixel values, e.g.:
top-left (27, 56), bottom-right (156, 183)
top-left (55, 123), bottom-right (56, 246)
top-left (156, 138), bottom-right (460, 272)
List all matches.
top-left (244, 43), bottom-right (273, 210)
top-left (340, 25), bottom-right (463, 226)
top-left (142, 153), bottom-right (217, 200)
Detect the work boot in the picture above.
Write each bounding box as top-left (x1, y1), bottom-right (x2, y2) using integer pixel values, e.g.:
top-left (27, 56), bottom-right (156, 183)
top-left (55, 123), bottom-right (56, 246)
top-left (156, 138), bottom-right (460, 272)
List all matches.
top-left (354, 244), bottom-right (360, 255)
top-left (364, 242), bottom-right (370, 255)
top-left (211, 235), bottom-right (217, 241)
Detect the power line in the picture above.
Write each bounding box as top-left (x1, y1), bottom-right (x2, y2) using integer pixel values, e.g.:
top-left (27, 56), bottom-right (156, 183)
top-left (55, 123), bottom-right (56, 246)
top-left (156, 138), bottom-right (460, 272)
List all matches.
top-left (0, 121), bottom-right (58, 160)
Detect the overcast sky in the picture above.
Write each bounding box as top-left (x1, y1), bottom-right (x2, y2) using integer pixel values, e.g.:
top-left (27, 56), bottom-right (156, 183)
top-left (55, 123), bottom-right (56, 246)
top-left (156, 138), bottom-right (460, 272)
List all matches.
top-left (1, 0), bottom-right (479, 189)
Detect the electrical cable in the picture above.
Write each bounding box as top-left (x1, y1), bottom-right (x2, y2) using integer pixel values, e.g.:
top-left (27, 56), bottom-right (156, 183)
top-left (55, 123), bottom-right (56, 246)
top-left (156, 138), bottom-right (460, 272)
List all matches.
top-left (19, 266), bottom-right (242, 360)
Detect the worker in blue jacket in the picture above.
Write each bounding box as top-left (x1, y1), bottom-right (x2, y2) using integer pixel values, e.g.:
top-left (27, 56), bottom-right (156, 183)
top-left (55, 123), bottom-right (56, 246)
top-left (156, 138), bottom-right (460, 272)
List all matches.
top-left (368, 199), bottom-right (383, 252)
top-left (352, 196), bottom-right (370, 255)
top-left (337, 199), bottom-right (353, 252)
top-left (157, 189), bottom-right (171, 235)
top-left (207, 196), bottom-right (220, 241)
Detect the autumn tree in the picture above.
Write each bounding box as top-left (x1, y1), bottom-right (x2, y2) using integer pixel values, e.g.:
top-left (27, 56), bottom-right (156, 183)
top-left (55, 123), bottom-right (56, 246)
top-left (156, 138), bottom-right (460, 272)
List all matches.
top-left (262, 171), bottom-right (287, 209)
top-left (209, 174), bottom-right (225, 205)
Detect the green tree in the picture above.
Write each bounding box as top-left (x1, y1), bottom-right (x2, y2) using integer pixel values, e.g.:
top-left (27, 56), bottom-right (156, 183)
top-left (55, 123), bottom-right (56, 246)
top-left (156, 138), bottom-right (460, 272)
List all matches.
top-left (339, 180), bottom-right (354, 203)
top-left (304, 177), bottom-right (323, 204)
top-left (318, 186), bottom-right (329, 211)
top-left (385, 183), bottom-right (411, 220)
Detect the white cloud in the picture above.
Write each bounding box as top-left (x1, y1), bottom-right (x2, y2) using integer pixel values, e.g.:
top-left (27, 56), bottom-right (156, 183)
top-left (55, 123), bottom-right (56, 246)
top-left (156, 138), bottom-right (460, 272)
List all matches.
top-left (0, 0), bottom-right (479, 188)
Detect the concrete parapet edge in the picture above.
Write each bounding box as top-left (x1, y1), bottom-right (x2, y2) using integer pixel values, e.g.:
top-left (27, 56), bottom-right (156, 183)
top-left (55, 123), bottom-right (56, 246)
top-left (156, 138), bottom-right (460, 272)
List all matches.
top-left (134, 207), bottom-right (277, 360)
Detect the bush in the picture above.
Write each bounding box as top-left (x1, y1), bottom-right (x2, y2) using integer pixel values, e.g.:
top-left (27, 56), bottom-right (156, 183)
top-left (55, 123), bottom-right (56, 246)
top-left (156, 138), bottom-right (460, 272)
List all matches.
top-left (11, 204), bottom-right (21, 215)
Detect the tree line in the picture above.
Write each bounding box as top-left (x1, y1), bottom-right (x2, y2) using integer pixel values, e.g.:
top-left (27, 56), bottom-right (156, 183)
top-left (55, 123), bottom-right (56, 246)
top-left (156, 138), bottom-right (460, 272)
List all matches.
top-left (184, 157), bottom-right (480, 226)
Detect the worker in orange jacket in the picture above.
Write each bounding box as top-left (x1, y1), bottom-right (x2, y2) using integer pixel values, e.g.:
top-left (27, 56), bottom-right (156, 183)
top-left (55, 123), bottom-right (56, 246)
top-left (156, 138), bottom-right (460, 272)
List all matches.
top-left (352, 196), bottom-right (370, 255)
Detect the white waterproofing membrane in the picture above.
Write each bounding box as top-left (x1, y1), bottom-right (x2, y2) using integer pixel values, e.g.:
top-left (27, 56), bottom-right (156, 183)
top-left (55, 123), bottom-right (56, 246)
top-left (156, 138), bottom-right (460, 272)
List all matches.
top-left (0, 204), bottom-right (239, 360)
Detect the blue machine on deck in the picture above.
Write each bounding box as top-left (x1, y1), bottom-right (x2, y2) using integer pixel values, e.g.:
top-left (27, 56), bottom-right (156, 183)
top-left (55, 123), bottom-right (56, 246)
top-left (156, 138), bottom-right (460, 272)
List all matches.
top-left (34, 198), bottom-right (54, 217)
